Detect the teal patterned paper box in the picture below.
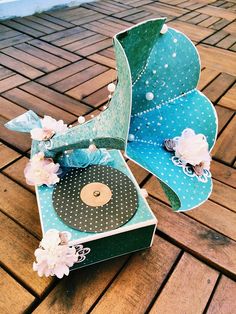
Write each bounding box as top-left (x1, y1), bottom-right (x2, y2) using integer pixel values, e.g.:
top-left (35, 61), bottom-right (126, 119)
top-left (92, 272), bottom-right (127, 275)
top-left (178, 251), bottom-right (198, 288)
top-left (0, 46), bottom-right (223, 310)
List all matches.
top-left (36, 150), bottom-right (157, 269)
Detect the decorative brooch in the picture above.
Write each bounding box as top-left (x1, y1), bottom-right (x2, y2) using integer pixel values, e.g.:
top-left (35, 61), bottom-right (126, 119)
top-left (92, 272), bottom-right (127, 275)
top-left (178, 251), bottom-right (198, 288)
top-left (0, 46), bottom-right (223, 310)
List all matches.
top-left (164, 128), bottom-right (211, 183)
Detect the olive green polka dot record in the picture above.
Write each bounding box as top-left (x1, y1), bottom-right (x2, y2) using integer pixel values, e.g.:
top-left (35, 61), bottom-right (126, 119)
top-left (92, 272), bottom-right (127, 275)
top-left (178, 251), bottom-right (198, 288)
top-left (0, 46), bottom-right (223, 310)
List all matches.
top-left (52, 165), bottom-right (138, 233)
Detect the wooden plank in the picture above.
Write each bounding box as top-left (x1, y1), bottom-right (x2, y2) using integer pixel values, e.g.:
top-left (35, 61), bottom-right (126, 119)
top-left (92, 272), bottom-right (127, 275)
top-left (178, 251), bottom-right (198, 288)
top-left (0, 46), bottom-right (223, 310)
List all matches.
top-left (3, 156), bottom-right (35, 193)
top-left (2, 88), bottom-right (76, 123)
top-left (53, 30), bottom-right (95, 47)
top-left (219, 83), bottom-right (236, 111)
top-left (149, 253), bottom-right (218, 314)
top-left (41, 26), bottom-right (83, 44)
top-left (26, 15), bottom-right (65, 31)
top-left (207, 276), bottom-right (236, 314)
top-left (37, 59), bottom-right (95, 87)
top-left (198, 44), bottom-right (236, 76)
top-left (168, 21), bottom-right (215, 42)
top-left (203, 30), bottom-right (228, 45)
top-left (83, 2), bottom-right (130, 15)
top-left (66, 69), bottom-right (116, 100)
top-left (211, 159), bottom-right (236, 188)
top-left (198, 68), bottom-right (219, 91)
top-left (210, 19), bottom-right (231, 31)
top-left (20, 82), bottom-right (91, 116)
top-left (0, 52), bottom-right (43, 79)
top-left (0, 268), bottom-right (35, 314)
top-left (215, 105), bottom-right (234, 134)
top-left (100, 47), bottom-right (115, 60)
top-left (0, 116), bottom-right (31, 152)
top-left (0, 142), bottom-right (20, 169)
top-left (14, 17), bottom-right (56, 34)
top-left (210, 179), bottom-right (236, 212)
top-left (72, 13), bottom-right (106, 26)
top-left (51, 7), bottom-right (97, 21)
top-left (197, 5), bottom-right (236, 21)
top-left (76, 38), bottom-right (112, 56)
top-left (178, 11), bottom-right (200, 22)
top-left (188, 201), bottom-right (236, 241)
top-left (212, 116), bottom-right (236, 165)
top-left (146, 197), bottom-right (236, 277)
top-left (144, 177), bottom-right (236, 240)
top-left (29, 39), bottom-right (81, 62)
top-left (15, 43), bottom-right (69, 68)
top-left (88, 53), bottom-right (116, 69)
top-left (143, 2), bottom-right (188, 16)
top-left (83, 85), bottom-right (110, 108)
top-left (198, 16), bottom-right (221, 27)
top-left (223, 22), bottom-right (236, 35)
top-left (0, 96), bottom-right (27, 120)
top-left (0, 66), bottom-right (14, 80)
top-left (52, 64), bottom-right (108, 93)
top-left (127, 160), bottom-right (149, 184)
top-left (63, 34), bottom-right (107, 52)
top-left (0, 173), bottom-right (41, 237)
top-left (217, 35), bottom-right (236, 50)
top-left (2, 20), bottom-right (44, 37)
top-left (202, 73), bottom-right (235, 103)
top-left (0, 74), bottom-right (28, 93)
top-left (0, 211), bottom-right (53, 296)
top-left (83, 22), bottom-right (118, 37)
top-left (0, 34), bottom-right (32, 50)
top-left (91, 237), bottom-right (180, 314)
top-left (188, 13), bottom-right (210, 25)
top-left (2, 46), bottom-right (58, 73)
top-left (33, 256), bottom-right (129, 314)
top-left (37, 13), bottom-right (75, 28)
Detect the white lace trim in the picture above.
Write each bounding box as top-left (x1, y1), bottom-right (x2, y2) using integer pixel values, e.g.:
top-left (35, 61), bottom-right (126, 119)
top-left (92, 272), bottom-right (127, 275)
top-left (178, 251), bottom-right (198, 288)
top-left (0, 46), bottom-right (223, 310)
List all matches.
top-left (172, 156), bottom-right (211, 183)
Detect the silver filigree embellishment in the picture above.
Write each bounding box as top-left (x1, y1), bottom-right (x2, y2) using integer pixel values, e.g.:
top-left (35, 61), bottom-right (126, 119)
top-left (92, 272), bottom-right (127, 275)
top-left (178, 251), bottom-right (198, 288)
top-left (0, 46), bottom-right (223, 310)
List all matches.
top-left (171, 156), bottom-right (211, 183)
top-left (74, 244), bottom-right (91, 263)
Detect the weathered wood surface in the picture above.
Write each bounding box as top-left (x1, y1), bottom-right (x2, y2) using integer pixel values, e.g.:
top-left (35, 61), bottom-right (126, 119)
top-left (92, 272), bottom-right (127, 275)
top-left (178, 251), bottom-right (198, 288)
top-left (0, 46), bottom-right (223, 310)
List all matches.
top-left (0, 0), bottom-right (235, 313)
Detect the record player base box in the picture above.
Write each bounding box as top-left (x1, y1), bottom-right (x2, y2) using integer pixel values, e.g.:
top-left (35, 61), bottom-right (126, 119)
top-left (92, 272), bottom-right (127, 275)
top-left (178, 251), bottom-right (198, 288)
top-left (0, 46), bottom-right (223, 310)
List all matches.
top-left (35, 150), bottom-right (157, 270)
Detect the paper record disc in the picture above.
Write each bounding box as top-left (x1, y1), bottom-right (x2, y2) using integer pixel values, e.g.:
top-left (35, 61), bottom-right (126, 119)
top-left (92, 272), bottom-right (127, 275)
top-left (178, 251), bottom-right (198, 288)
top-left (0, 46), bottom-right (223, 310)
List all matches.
top-left (52, 165), bottom-right (138, 233)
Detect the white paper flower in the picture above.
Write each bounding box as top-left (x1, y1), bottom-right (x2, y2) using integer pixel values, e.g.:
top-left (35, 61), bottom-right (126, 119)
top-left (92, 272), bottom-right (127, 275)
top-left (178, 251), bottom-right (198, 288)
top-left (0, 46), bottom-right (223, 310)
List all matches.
top-left (24, 152), bottom-right (60, 186)
top-left (33, 230), bottom-right (78, 279)
top-left (30, 116), bottom-right (68, 141)
top-left (174, 128), bottom-right (211, 169)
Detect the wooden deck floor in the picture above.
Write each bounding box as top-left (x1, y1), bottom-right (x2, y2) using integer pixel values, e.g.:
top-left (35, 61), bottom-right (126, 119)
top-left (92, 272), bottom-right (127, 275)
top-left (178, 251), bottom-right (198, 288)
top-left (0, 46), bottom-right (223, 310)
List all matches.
top-left (0, 0), bottom-right (236, 313)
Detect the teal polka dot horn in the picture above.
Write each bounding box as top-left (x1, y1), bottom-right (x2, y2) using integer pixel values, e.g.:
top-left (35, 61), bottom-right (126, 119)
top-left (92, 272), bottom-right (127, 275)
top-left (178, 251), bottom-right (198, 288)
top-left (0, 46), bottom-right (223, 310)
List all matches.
top-left (34, 18), bottom-right (217, 211)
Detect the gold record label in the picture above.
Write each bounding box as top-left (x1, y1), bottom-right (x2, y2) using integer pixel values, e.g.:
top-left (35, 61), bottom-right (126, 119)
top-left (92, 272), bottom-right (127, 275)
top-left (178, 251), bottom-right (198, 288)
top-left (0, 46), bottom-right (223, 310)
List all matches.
top-left (80, 182), bottom-right (112, 207)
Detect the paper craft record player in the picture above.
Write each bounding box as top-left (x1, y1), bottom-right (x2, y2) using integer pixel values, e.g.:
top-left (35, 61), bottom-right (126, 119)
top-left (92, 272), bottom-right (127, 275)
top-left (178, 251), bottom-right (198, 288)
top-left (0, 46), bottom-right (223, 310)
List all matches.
top-left (5, 18), bottom-right (217, 279)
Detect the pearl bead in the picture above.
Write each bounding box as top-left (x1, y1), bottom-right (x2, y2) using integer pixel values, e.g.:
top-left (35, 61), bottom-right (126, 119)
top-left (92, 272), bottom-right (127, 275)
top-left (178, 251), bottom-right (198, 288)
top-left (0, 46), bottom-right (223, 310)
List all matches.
top-left (107, 83), bottom-right (116, 92)
top-left (172, 52), bottom-right (176, 58)
top-left (164, 64), bottom-right (168, 68)
top-left (152, 70), bottom-right (156, 74)
top-left (128, 134), bottom-right (135, 141)
top-left (78, 116), bottom-right (85, 124)
top-left (88, 144), bottom-right (97, 152)
top-left (173, 38), bottom-right (178, 43)
top-left (160, 24), bottom-right (168, 34)
top-left (146, 92), bottom-right (154, 101)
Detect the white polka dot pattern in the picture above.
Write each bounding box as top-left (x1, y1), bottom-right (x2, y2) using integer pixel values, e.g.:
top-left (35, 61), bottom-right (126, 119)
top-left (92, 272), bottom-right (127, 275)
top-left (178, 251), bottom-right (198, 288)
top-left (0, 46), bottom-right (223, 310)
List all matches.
top-left (52, 165), bottom-right (138, 233)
